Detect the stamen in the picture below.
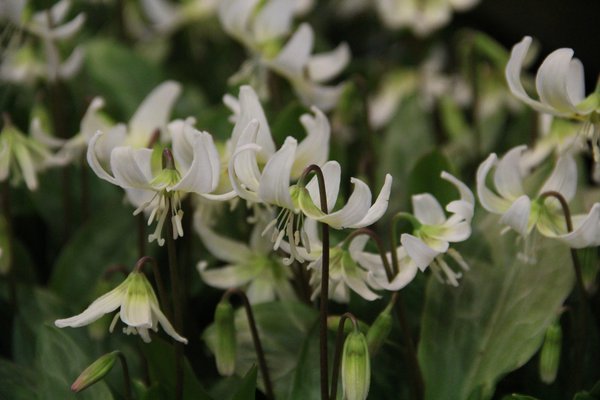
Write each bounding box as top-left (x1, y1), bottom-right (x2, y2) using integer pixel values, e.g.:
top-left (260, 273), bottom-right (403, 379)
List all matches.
top-left (435, 256), bottom-right (460, 287)
top-left (447, 248), bottom-right (469, 271)
top-left (109, 312), bottom-right (120, 333)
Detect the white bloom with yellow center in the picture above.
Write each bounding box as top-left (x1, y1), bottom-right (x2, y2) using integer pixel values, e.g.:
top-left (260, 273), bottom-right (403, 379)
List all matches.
top-left (55, 271), bottom-right (187, 344)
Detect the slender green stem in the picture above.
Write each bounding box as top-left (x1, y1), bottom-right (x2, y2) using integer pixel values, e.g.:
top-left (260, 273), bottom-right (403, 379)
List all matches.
top-left (137, 214), bottom-right (146, 260)
top-left (223, 288), bottom-right (275, 400)
top-left (116, 352), bottom-right (133, 400)
top-left (134, 256), bottom-right (169, 318)
top-left (329, 312), bottom-right (358, 400)
top-left (539, 190), bottom-right (587, 390)
top-left (1, 180), bottom-right (16, 309)
top-left (300, 164), bottom-right (330, 400)
top-left (80, 154), bottom-right (90, 221)
top-left (166, 197), bottom-right (184, 400)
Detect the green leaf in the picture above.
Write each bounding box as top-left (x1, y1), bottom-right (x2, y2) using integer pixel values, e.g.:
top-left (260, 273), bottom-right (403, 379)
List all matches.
top-left (36, 325), bottom-right (114, 400)
top-left (142, 337), bottom-right (213, 400)
top-left (49, 205), bottom-right (137, 307)
top-left (502, 395), bottom-right (539, 400)
top-left (407, 150), bottom-right (456, 207)
top-left (419, 215), bottom-right (574, 400)
top-left (231, 366), bottom-right (257, 400)
top-left (0, 358), bottom-right (37, 399)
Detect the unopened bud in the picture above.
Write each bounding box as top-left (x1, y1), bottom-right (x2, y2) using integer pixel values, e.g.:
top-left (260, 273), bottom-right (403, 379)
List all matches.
top-left (71, 351), bottom-right (118, 392)
top-left (342, 330), bottom-right (371, 400)
top-left (214, 300), bottom-right (236, 376)
top-left (539, 321), bottom-right (562, 384)
top-left (366, 304), bottom-right (393, 355)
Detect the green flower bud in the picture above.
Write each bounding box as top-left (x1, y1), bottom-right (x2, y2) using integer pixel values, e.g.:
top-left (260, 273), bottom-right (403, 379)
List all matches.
top-left (71, 351), bottom-right (118, 393)
top-left (342, 330), bottom-right (371, 400)
top-left (539, 321), bottom-right (562, 384)
top-left (366, 304), bottom-right (393, 355)
top-left (214, 300), bottom-right (237, 376)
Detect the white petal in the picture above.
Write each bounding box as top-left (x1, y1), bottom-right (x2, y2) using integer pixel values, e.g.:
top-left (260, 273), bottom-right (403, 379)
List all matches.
top-left (505, 36), bottom-right (554, 113)
top-left (368, 248), bottom-right (418, 291)
top-left (232, 86), bottom-right (275, 159)
top-left (538, 154), bottom-right (577, 202)
top-left (55, 282), bottom-right (126, 328)
top-left (292, 80), bottom-right (345, 112)
top-left (218, 0), bottom-right (260, 39)
top-left (494, 145), bottom-right (526, 199)
top-left (350, 173), bottom-right (393, 228)
top-left (197, 262), bottom-right (256, 288)
top-left (412, 193), bottom-right (445, 225)
top-left (305, 160), bottom-right (340, 213)
top-left (51, 13), bottom-right (85, 40)
top-left (129, 81), bottom-right (181, 146)
top-left (477, 153), bottom-right (511, 213)
top-left (246, 278), bottom-right (277, 304)
top-left (228, 143), bottom-right (262, 202)
top-left (400, 234), bottom-right (439, 271)
top-left (195, 222), bottom-right (252, 264)
top-left (341, 253), bottom-right (380, 301)
top-left (291, 107), bottom-right (330, 178)
top-left (30, 118), bottom-right (65, 148)
top-left (253, 0), bottom-right (293, 43)
top-left (270, 23), bottom-right (313, 77)
top-left (441, 171), bottom-right (474, 221)
top-left (14, 144), bottom-right (38, 190)
top-left (151, 302), bottom-right (188, 344)
top-left (499, 195), bottom-right (532, 236)
top-left (171, 131), bottom-right (220, 194)
top-left (121, 282), bottom-right (152, 328)
top-left (80, 97), bottom-right (110, 141)
top-left (86, 131), bottom-right (118, 185)
top-left (110, 147), bottom-right (153, 190)
top-left (536, 48), bottom-right (580, 114)
top-left (58, 46), bottom-right (84, 79)
top-left (232, 120), bottom-right (262, 193)
top-left (317, 177), bottom-right (372, 229)
top-left (436, 220), bottom-right (471, 243)
top-left (258, 136), bottom-right (296, 209)
top-left (548, 204), bottom-right (600, 248)
top-left (307, 43), bottom-right (350, 83)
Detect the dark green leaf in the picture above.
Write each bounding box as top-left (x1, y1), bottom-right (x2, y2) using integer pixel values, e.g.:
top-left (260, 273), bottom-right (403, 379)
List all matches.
top-left (0, 358), bottom-right (37, 400)
top-left (231, 366), bottom-right (257, 400)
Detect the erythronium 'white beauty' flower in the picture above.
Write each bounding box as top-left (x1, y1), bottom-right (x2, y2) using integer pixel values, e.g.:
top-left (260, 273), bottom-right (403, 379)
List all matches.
top-left (477, 145), bottom-right (600, 249)
top-left (266, 23), bottom-right (351, 111)
top-left (87, 119), bottom-right (221, 245)
top-left (55, 271), bottom-right (187, 344)
top-left (140, 0), bottom-right (218, 35)
top-left (195, 217), bottom-right (295, 304)
top-left (396, 171), bottom-right (474, 286)
top-left (0, 116), bottom-right (64, 190)
top-left (374, 0), bottom-right (479, 37)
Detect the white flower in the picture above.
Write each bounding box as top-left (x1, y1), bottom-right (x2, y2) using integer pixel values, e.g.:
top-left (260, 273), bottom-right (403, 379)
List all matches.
top-left (397, 171), bottom-right (473, 286)
top-left (195, 216), bottom-right (295, 304)
top-left (87, 119), bottom-right (221, 245)
top-left (477, 145), bottom-right (600, 249)
top-left (55, 271), bottom-right (187, 344)
top-left (140, 0), bottom-right (218, 35)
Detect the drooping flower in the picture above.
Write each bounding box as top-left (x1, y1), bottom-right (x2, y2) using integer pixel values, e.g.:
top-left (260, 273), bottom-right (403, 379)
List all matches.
top-left (87, 118), bottom-right (221, 245)
top-left (55, 271), bottom-right (187, 344)
top-left (140, 0), bottom-right (218, 35)
top-left (477, 145), bottom-right (600, 250)
top-left (195, 215), bottom-right (295, 304)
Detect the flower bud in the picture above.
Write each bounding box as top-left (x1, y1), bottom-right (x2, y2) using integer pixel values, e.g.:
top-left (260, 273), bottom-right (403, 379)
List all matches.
top-left (342, 330), bottom-right (371, 400)
top-left (366, 304), bottom-right (393, 355)
top-left (539, 321), bottom-right (562, 384)
top-left (71, 351), bottom-right (118, 393)
top-left (214, 300), bottom-right (237, 376)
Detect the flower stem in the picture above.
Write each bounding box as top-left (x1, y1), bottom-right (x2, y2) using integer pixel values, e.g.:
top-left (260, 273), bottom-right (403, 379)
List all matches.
top-left (329, 312), bottom-right (358, 400)
top-left (300, 164), bottom-right (330, 400)
top-left (80, 154), bottom-right (90, 222)
top-left (1, 180), bottom-right (16, 310)
top-left (166, 198), bottom-right (184, 400)
top-left (134, 256), bottom-right (169, 318)
top-left (539, 190), bottom-right (587, 390)
top-left (223, 288), bottom-right (275, 400)
top-left (116, 352), bottom-right (133, 400)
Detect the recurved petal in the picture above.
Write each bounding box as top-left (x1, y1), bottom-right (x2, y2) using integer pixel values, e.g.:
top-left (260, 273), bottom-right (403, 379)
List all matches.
top-left (341, 253), bottom-right (380, 301)
top-left (270, 23), bottom-right (313, 77)
top-left (412, 193), bottom-right (445, 225)
top-left (292, 80), bottom-right (345, 112)
top-left (86, 131), bottom-right (118, 185)
top-left (349, 174), bottom-right (393, 228)
top-left (307, 43), bottom-right (351, 83)
top-left (218, 0), bottom-right (260, 39)
top-left (110, 147), bottom-right (153, 190)
top-left (232, 120), bottom-right (262, 193)
top-left (305, 160), bottom-right (341, 213)
top-left (400, 234), bottom-right (439, 271)
top-left (129, 81), bottom-right (181, 145)
top-left (195, 221), bottom-right (252, 264)
top-left (316, 177), bottom-right (372, 229)
top-left (229, 142), bottom-right (262, 202)
top-left (197, 261), bottom-right (256, 289)
top-left (494, 145), bottom-right (526, 199)
top-left (547, 204), bottom-right (600, 248)
top-left (477, 153), bottom-right (511, 213)
top-left (368, 247), bottom-right (419, 291)
top-left (441, 171), bottom-right (474, 216)
top-left (253, 0), bottom-right (293, 43)
top-left (150, 301), bottom-right (188, 344)
top-left (539, 154), bottom-right (577, 202)
top-left (291, 107), bottom-right (330, 179)
top-left (55, 280), bottom-right (127, 328)
top-left (536, 48), bottom-right (581, 114)
top-left (258, 136), bottom-right (296, 209)
top-left (171, 130), bottom-right (220, 194)
top-left (499, 194), bottom-right (532, 236)
top-left (505, 36), bottom-right (554, 113)
top-left (234, 86), bottom-right (275, 158)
